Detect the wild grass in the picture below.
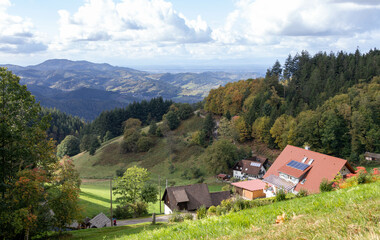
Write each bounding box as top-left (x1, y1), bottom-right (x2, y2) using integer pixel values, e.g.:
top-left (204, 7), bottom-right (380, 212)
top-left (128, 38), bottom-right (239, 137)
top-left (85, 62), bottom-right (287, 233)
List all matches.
top-left (60, 222), bottom-right (167, 240)
top-left (119, 181), bottom-right (380, 240)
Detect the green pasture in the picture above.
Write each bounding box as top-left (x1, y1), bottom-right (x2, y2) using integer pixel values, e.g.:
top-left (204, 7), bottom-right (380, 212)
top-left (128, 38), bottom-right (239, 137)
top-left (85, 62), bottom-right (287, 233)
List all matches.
top-left (79, 180), bottom-right (226, 218)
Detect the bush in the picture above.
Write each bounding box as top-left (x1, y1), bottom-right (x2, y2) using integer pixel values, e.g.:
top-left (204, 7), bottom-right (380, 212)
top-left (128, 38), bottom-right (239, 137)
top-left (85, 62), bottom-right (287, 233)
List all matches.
top-left (132, 202), bottom-right (148, 217)
top-left (357, 170), bottom-right (370, 184)
top-left (207, 206), bottom-right (216, 215)
top-left (233, 197), bottom-right (246, 212)
top-left (296, 188), bottom-right (308, 198)
top-left (114, 204), bottom-right (134, 219)
top-left (275, 189), bottom-right (286, 202)
top-left (137, 136), bottom-right (154, 152)
top-left (169, 211), bottom-right (183, 223)
top-left (196, 205), bottom-right (207, 219)
top-left (57, 135), bottom-right (80, 158)
top-left (183, 213), bottom-right (194, 221)
top-left (215, 206), bottom-right (228, 216)
top-left (319, 178), bottom-right (334, 192)
top-left (220, 199), bottom-right (233, 212)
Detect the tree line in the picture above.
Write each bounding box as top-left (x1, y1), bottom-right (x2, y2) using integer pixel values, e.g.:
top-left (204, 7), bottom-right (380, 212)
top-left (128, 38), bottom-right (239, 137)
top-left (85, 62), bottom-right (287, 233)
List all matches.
top-left (205, 49), bottom-right (380, 161)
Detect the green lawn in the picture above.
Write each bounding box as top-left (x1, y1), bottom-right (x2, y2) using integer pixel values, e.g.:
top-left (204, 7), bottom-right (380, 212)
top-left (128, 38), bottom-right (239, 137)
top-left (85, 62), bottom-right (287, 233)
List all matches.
top-left (79, 180), bottom-right (226, 218)
top-left (79, 180), bottom-right (164, 218)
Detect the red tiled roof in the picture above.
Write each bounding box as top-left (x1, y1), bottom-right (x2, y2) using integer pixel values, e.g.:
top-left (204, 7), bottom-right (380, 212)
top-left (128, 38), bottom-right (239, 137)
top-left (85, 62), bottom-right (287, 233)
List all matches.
top-left (263, 145), bottom-right (355, 193)
top-left (277, 160), bottom-right (312, 178)
top-left (231, 179), bottom-right (266, 192)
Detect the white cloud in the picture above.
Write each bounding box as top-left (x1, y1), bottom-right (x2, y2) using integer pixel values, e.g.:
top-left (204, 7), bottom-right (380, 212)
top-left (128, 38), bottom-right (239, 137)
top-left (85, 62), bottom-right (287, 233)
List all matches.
top-left (53, 0), bottom-right (212, 51)
top-left (0, 0), bottom-right (47, 53)
top-left (212, 0), bottom-right (380, 46)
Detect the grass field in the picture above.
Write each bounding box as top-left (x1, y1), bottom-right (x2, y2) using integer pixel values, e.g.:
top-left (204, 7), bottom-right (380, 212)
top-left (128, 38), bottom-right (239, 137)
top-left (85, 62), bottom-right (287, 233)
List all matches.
top-left (69, 181), bottom-right (380, 240)
top-left (79, 180), bottom-right (164, 218)
top-left (79, 179), bottom-right (226, 218)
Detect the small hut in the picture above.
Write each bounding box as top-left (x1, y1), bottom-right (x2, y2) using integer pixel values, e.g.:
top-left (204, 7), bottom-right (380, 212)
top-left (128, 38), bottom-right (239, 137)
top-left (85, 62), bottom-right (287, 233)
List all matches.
top-left (89, 213), bottom-right (110, 228)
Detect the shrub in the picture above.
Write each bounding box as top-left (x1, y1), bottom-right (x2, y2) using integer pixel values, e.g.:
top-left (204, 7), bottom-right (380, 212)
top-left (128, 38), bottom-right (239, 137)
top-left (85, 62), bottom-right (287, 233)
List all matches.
top-left (115, 202), bottom-right (148, 219)
top-left (137, 136), bottom-right (154, 152)
top-left (215, 206), bottom-right (228, 216)
top-left (114, 204), bottom-right (134, 219)
top-left (220, 199), bottom-right (233, 212)
top-left (339, 176), bottom-right (358, 189)
top-left (357, 170), bottom-right (371, 184)
top-left (233, 197), bottom-right (246, 212)
top-left (183, 213), bottom-right (194, 221)
top-left (132, 202), bottom-right (148, 217)
top-left (169, 211), bottom-right (183, 223)
top-left (207, 206), bottom-right (216, 215)
top-left (296, 189), bottom-right (308, 198)
top-left (275, 189), bottom-right (286, 202)
top-left (196, 205), bottom-right (207, 219)
top-left (319, 178), bottom-right (334, 192)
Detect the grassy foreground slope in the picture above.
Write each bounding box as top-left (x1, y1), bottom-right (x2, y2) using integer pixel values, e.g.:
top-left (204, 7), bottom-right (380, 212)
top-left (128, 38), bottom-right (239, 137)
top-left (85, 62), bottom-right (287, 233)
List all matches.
top-left (67, 181), bottom-right (380, 240)
top-left (129, 181), bottom-right (380, 240)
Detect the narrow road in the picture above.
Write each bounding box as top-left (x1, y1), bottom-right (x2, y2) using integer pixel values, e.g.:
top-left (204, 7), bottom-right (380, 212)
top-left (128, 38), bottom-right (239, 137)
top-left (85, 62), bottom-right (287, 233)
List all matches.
top-left (116, 215), bottom-right (170, 226)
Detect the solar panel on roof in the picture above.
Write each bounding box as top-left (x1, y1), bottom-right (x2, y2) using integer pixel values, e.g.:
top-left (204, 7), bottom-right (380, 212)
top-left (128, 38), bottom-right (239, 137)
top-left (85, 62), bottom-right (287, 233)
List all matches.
top-left (286, 160), bottom-right (309, 171)
top-left (250, 162), bottom-right (261, 167)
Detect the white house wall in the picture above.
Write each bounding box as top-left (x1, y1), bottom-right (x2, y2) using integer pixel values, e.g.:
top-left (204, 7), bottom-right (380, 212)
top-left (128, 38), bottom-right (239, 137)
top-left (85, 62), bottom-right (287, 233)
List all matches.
top-left (164, 204), bottom-right (172, 215)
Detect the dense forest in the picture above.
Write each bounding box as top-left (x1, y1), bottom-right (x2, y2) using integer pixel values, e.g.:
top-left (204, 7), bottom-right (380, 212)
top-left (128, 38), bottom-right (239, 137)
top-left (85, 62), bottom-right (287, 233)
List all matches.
top-left (205, 49), bottom-right (380, 161)
top-left (80, 97), bottom-right (174, 140)
top-left (41, 108), bottom-right (85, 144)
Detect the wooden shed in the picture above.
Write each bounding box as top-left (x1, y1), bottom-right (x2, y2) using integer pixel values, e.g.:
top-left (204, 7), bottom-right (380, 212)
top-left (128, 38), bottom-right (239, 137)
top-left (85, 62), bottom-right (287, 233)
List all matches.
top-left (231, 179), bottom-right (266, 200)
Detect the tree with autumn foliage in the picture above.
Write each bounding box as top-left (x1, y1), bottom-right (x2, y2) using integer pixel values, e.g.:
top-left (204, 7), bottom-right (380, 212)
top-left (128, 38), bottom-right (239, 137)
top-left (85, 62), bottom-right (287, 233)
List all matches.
top-left (49, 157), bottom-right (82, 232)
top-left (0, 68), bottom-right (81, 239)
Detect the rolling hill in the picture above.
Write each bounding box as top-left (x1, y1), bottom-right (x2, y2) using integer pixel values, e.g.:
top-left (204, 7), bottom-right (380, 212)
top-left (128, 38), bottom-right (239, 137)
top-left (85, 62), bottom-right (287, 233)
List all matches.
top-left (2, 59), bottom-right (259, 120)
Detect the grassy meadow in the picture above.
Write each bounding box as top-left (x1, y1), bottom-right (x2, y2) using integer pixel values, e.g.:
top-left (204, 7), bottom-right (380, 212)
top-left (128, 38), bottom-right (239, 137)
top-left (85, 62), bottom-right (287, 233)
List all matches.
top-left (66, 180), bottom-right (380, 240)
top-left (79, 179), bottom-right (225, 218)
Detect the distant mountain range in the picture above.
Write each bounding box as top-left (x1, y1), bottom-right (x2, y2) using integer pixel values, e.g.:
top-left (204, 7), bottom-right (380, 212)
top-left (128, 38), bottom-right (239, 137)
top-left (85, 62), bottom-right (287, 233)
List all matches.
top-left (2, 59), bottom-right (260, 120)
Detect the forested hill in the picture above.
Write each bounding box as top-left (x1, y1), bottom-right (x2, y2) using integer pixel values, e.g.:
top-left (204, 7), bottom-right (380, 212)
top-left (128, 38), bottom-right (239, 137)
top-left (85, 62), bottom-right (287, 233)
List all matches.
top-left (2, 59), bottom-right (259, 120)
top-left (205, 49), bottom-right (380, 161)
top-left (41, 108), bottom-right (85, 144)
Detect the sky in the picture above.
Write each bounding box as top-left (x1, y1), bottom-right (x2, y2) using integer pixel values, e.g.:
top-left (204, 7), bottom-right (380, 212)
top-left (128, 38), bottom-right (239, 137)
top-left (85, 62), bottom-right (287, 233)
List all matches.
top-left (1, 0), bottom-right (380, 70)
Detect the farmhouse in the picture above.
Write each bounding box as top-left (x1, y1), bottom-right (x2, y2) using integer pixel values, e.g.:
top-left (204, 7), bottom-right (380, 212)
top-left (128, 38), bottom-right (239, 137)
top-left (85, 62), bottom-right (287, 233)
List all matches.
top-left (231, 179), bottom-right (266, 200)
top-left (162, 183), bottom-right (230, 214)
top-left (232, 156), bottom-right (271, 180)
top-left (263, 145), bottom-right (355, 196)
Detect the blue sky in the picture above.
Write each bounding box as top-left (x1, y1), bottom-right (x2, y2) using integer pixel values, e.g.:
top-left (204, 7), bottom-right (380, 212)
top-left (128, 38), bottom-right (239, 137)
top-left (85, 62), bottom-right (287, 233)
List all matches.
top-left (1, 0), bottom-right (380, 70)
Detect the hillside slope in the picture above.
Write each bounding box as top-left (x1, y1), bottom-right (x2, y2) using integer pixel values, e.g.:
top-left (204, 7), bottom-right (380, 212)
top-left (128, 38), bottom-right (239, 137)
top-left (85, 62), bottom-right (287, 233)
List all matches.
top-left (72, 115), bottom-right (208, 185)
